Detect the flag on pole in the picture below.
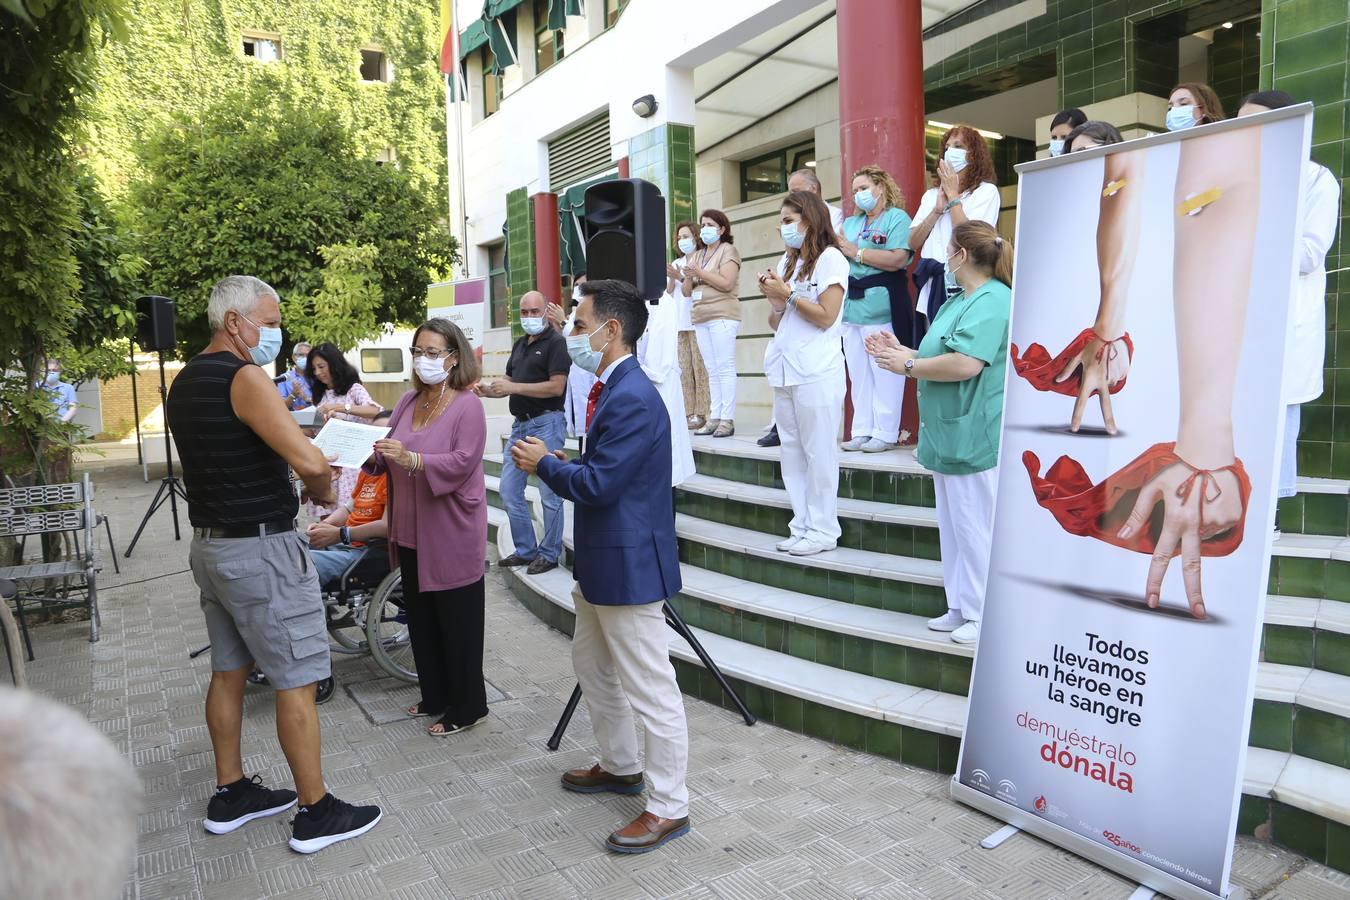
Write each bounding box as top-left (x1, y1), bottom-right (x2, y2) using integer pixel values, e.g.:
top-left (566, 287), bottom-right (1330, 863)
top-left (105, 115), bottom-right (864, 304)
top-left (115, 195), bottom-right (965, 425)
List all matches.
top-left (439, 0), bottom-right (469, 100)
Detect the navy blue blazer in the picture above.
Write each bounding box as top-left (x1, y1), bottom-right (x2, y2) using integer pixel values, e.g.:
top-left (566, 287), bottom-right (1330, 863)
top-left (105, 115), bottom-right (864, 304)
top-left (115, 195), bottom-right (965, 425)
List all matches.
top-left (536, 356), bottom-right (681, 606)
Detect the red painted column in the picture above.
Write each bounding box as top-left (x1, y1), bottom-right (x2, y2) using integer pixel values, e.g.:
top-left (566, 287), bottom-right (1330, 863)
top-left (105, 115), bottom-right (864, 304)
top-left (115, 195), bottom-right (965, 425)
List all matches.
top-left (532, 192), bottom-right (562, 303)
top-left (837, 0), bottom-right (926, 445)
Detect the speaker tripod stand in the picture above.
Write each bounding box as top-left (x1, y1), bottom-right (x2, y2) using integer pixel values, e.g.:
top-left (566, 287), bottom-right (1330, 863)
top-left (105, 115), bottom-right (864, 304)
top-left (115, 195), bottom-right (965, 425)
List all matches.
top-left (546, 598), bottom-right (756, 751)
top-left (125, 353), bottom-right (186, 557)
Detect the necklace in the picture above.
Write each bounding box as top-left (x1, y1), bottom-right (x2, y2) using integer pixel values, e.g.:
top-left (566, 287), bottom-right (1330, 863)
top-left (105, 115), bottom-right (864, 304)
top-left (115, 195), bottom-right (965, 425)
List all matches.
top-left (420, 382), bottom-right (447, 410)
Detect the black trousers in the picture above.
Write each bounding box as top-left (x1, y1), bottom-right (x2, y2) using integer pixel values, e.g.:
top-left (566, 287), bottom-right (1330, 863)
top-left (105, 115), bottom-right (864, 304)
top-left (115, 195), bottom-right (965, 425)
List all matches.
top-left (398, 547), bottom-right (488, 725)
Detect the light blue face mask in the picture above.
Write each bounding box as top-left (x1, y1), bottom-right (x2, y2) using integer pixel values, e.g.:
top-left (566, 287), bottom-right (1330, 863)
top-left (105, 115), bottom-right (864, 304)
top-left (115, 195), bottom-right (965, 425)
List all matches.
top-left (699, 225), bottom-right (720, 246)
top-left (45, 371), bottom-right (60, 386)
top-left (521, 317), bottom-right (547, 335)
top-left (944, 147), bottom-right (968, 172)
top-left (1048, 139), bottom-right (1066, 157)
top-left (677, 237), bottom-right (696, 256)
top-left (943, 249), bottom-right (965, 296)
top-left (566, 321), bottom-right (614, 374)
top-left (780, 222), bottom-right (804, 250)
top-left (1166, 105), bottom-right (1197, 132)
top-left (853, 188), bottom-right (878, 213)
top-left (242, 315), bottom-right (282, 366)
top-left (294, 355), bottom-right (307, 371)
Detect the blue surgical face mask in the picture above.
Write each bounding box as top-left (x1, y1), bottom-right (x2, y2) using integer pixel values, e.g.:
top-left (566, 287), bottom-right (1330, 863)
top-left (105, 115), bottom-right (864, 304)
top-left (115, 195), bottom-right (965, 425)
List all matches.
top-left (45, 371), bottom-right (60, 386)
top-left (699, 225), bottom-right (720, 246)
top-left (566, 321), bottom-right (614, 374)
top-left (780, 222), bottom-right (804, 250)
top-left (1048, 138), bottom-right (1066, 157)
top-left (1166, 105), bottom-right (1197, 132)
top-left (677, 237), bottom-right (696, 256)
top-left (853, 188), bottom-right (878, 213)
top-left (521, 317), bottom-right (546, 335)
top-left (294, 355), bottom-right (307, 371)
top-left (944, 147), bottom-right (968, 172)
top-left (241, 315), bottom-right (282, 366)
top-left (944, 249), bottom-right (965, 296)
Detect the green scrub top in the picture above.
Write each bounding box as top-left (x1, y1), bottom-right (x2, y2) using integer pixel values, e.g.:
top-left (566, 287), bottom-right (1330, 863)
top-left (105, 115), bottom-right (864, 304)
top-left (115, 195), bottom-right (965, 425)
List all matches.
top-left (841, 206), bottom-right (912, 326)
top-left (915, 278), bottom-right (1011, 476)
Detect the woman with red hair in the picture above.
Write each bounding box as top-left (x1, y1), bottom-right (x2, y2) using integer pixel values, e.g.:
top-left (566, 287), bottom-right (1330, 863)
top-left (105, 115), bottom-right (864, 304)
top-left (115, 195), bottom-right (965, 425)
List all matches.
top-left (908, 124), bottom-right (1001, 332)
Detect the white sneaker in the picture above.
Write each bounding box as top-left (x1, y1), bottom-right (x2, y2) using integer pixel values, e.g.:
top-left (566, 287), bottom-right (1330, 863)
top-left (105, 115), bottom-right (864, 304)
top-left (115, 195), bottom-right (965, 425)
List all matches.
top-left (840, 437), bottom-right (868, 452)
top-left (951, 620), bottom-right (981, 644)
top-left (861, 438), bottom-right (897, 453)
top-left (927, 610), bottom-right (965, 632)
top-left (775, 535), bottom-right (803, 552)
top-left (789, 539), bottom-right (836, 557)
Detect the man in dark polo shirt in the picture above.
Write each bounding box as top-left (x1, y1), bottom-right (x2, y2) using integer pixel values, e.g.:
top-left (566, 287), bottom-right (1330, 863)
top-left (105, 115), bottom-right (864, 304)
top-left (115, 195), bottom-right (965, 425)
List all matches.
top-left (166, 275), bottom-right (381, 854)
top-left (477, 289), bottom-right (569, 575)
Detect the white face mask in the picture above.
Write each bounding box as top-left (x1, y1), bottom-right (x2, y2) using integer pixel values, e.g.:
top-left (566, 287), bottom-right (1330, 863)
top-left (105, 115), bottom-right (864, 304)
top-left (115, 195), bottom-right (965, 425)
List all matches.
top-left (1048, 138), bottom-right (1066, 157)
top-left (415, 355), bottom-right (450, 385)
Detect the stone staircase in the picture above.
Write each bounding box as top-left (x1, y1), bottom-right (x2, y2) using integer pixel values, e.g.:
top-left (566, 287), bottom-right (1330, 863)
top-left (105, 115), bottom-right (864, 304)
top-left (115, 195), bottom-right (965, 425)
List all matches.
top-left (482, 434), bottom-right (1350, 873)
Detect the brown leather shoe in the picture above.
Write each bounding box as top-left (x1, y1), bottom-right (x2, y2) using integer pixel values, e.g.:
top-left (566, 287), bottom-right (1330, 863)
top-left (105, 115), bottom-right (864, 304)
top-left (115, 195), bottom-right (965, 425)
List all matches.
top-left (560, 764), bottom-right (644, 795)
top-left (605, 811), bottom-right (691, 853)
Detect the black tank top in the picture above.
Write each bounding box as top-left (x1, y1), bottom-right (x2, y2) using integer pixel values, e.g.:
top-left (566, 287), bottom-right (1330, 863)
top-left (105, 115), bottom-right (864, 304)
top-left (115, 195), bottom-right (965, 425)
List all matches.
top-left (166, 351), bottom-right (298, 528)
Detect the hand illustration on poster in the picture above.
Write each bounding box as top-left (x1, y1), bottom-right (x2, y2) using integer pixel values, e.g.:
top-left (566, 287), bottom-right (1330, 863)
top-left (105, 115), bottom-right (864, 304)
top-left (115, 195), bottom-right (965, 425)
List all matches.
top-left (955, 106), bottom-right (1313, 900)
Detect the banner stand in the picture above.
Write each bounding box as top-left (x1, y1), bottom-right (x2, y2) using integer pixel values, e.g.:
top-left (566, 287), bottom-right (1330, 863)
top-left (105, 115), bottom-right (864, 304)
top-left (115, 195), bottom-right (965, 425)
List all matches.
top-left (952, 780), bottom-right (1249, 900)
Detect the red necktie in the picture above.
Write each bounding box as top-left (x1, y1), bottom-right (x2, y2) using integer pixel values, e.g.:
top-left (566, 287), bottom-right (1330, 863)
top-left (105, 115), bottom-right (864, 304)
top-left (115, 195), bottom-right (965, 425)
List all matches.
top-left (585, 380), bottom-right (604, 429)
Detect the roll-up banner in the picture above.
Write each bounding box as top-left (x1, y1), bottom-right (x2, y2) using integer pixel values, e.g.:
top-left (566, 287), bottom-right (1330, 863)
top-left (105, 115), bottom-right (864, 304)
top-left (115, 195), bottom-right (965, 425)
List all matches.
top-left (953, 105), bottom-right (1313, 900)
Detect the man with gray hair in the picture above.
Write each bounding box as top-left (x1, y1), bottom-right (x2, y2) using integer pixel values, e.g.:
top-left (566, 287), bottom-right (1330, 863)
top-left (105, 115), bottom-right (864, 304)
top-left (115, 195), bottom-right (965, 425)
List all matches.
top-left (788, 167), bottom-right (844, 233)
top-left (166, 275), bottom-right (381, 853)
top-left (0, 686), bottom-right (139, 900)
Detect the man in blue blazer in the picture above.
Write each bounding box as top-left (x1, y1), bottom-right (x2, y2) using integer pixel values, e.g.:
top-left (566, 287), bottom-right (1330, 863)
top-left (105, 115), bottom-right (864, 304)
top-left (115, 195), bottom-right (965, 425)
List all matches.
top-left (512, 279), bottom-right (689, 854)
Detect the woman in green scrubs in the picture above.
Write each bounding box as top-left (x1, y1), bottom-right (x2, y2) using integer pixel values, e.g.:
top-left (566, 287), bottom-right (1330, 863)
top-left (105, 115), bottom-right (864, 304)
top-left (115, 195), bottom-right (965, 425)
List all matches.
top-left (867, 221), bottom-right (1013, 645)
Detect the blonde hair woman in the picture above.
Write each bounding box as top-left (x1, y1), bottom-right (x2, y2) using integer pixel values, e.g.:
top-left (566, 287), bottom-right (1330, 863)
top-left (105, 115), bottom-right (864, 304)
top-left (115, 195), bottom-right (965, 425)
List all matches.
top-left (837, 165), bottom-right (913, 452)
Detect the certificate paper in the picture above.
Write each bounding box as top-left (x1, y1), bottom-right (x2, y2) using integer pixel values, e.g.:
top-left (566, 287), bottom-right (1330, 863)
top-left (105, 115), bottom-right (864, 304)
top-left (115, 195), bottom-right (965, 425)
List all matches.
top-left (291, 406), bottom-right (318, 427)
top-left (311, 418), bottom-right (390, 469)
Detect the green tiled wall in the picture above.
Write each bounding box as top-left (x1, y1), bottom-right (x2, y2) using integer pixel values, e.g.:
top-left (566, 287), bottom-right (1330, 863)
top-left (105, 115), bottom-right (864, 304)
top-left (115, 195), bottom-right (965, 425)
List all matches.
top-left (505, 186), bottom-right (535, 338)
top-left (1210, 18), bottom-right (1263, 115)
top-left (627, 122), bottom-right (697, 239)
top-left (1263, 0), bottom-right (1349, 479)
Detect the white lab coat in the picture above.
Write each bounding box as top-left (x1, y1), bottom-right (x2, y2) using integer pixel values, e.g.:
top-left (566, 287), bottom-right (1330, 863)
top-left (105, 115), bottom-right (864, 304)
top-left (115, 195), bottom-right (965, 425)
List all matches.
top-left (561, 309), bottom-right (599, 438)
top-left (1284, 161), bottom-right (1340, 404)
top-left (638, 295), bottom-right (696, 486)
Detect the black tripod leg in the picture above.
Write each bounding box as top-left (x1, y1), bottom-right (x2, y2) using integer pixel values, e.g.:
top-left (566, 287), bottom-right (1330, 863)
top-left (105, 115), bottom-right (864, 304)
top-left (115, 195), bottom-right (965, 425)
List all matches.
top-left (546, 683), bottom-right (583, 751)
top-left (189, 643), bottom-right (212, 659)
top-left (664, 601), bottom-right (757, 726)
top-left (124, 478), bottom-right (173, 558)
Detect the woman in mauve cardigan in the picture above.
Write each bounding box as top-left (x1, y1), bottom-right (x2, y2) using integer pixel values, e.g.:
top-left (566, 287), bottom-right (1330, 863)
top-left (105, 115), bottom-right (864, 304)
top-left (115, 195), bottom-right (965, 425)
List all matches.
top-left (369, 319), bottom-right (488, 737)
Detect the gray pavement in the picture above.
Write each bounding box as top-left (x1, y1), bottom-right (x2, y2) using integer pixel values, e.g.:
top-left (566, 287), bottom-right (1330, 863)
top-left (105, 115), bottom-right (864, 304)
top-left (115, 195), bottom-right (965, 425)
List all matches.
top-left (9, 461), bottom-right (1350, 899)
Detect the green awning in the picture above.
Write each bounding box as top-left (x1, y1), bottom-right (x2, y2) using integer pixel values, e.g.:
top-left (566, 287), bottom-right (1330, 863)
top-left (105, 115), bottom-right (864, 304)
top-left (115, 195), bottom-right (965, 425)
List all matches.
top-left (548, 0), bottom-right (583, 32)
top-left (458, 19), bottom-right (487, 59)
top-left (485, 0), bottom-right (525, 17)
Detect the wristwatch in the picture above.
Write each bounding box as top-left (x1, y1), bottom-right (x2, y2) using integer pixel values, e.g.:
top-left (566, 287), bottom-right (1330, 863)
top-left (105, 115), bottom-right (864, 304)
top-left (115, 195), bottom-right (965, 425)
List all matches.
top-left (340, 526), bottom-right (351, 545)
top-left (944, 198), bottom-right (964, 212)
top-left (904, 358), bottom-right (916, 375)
top-left (344, 401), bottom-right (352, 413)
top-left (855, 247), bottom-right (864, 263)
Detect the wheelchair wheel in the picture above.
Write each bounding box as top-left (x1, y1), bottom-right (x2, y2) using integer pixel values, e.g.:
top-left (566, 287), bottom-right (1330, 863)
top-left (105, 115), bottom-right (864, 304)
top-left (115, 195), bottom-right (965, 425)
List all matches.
top-left (315, 676), bottom-right (336, 704)
top-left (327, 600), bottom-right (369, 653)
top-left (366, 570), bottom-right (417, 683)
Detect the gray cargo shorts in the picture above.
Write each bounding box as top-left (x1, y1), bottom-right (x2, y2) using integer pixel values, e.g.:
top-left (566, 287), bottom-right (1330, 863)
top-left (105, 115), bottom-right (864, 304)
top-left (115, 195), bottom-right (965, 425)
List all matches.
top-left (189, 529), bottom-right (331, 690)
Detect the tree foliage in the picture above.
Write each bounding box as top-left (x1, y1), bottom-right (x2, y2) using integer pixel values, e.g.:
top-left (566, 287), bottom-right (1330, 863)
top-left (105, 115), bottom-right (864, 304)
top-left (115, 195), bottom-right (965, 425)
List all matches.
top-left (0, 0), bottom-right (127, 479)
top-left (132, 89), bottom-right (457, 354)
top-left (282, 242), bottom-right (383, 352)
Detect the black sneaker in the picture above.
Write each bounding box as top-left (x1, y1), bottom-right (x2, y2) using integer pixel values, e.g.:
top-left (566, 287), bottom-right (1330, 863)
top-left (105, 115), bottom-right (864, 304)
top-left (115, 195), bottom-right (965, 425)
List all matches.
top-left (204, 775), bottom-right (297, 834)
top-left (289, 793), bottom-right (382, 854)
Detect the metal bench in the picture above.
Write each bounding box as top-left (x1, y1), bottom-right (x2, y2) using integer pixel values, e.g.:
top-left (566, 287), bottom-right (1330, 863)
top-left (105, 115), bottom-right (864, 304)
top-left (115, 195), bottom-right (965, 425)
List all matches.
top-left (0, 473), bottom-right (103, 649)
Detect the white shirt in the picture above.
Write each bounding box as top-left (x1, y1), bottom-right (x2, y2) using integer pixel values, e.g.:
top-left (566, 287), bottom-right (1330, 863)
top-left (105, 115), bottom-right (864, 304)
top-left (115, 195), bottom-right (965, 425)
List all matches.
top-left (913, 181), bottom-right (1001, 317)
top-left (827, 203), bottom-right (844, 233)
top-left (763, 246), bottom-right (850, 387)
top-left (1284, 160), bottom-right (1340, 404)
top-left (671, 255), bottom-right (695, 331)
top-left (597, 353), bottom-right (632, 384)
top-left (637, 299), bottom-right (696, 485)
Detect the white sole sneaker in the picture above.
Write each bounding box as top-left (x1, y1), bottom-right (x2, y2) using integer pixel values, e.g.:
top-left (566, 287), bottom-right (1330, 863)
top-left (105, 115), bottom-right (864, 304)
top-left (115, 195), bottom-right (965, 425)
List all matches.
top-left (775, 536), bottom-right (802, 552)
top-left (789, 541), bottom-right (836, 557)
top-left (288, 809), bottom-right (383, 854)
top-left (204, 798), bottom-right (297, 835)
top-left (927, 613), bottom-right (965, 633)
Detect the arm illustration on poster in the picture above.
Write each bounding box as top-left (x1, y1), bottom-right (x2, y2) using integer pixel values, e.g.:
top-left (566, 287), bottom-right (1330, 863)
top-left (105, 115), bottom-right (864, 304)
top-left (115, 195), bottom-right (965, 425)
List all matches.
top-left (1021, 125), bottom-right (1262, 619)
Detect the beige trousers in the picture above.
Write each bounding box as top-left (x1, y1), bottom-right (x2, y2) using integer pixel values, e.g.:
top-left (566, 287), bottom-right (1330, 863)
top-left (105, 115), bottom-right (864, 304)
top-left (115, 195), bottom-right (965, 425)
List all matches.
top-left (677, 330), bottom-right (709, 419)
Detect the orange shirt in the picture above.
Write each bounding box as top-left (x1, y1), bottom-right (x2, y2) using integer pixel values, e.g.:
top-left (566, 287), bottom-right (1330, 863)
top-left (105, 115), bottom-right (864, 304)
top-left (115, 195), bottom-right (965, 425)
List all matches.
top-left (346, 471), bottom-right (388, 544)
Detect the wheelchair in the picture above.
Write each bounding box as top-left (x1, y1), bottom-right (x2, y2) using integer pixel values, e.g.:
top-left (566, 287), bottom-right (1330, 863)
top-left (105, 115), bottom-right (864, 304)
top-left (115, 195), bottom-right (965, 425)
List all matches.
top-left (320, 540), bottom-right (417, 683)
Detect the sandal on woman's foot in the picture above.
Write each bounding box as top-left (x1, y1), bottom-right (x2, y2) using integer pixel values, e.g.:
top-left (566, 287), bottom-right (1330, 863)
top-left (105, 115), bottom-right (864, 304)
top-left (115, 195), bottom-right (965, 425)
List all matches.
top-left (694, 419), bottom-right (719, 436)
top-left (407, 703), bottom-right (436, 719)
top-left (1023, 442), bottom-right (1250, 557)
top-left (428, 713), bottom-right (488, 738)
top-left (712, 420), bottom-right (735, 438)
top-left (1011, 328), bottom-right (1134, 397)
top-left (687, 415), bottom-right (705, 430)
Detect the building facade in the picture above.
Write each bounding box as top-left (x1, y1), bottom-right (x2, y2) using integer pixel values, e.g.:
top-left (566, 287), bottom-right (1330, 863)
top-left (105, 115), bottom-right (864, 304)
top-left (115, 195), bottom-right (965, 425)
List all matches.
top-left (457, 0), bottom-right (1350, 873)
